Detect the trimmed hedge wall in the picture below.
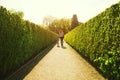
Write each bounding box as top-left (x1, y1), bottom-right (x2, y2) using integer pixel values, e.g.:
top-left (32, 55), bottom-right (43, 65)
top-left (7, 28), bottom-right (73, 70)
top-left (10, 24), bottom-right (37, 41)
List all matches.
top-left (65, 2), bottom-right (120, 80)
top-left (0, 6), bottom-right (58, 76)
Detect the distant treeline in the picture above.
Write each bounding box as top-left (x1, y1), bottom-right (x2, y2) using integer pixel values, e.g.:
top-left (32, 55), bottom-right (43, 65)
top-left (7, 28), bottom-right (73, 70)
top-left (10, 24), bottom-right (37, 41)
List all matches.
top-left (0, 6), bottom-right (58, 76)
top-left (65, 2), bottom-right (120, 80)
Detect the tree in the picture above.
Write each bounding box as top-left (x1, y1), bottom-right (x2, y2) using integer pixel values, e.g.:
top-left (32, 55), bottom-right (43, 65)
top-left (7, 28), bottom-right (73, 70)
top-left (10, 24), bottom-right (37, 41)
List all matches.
top-left (70, 14), bottom-right (79, 30)
top-left (48, 18), bottom-right (71, 34)
top-left (42, 16), bottom-right (56, 27)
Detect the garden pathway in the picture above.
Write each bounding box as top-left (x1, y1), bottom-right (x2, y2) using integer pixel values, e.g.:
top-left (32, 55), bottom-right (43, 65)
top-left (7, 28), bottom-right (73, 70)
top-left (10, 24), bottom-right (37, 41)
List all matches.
top-left (23, 42), bottom-right (105, 80)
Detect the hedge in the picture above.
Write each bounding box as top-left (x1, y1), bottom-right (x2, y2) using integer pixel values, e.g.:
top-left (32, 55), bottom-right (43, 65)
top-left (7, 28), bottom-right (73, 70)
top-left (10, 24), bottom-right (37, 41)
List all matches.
top-left (0, 6), bottom-right (58, 76)
top-left (65, 2), bottom-right (120, 80)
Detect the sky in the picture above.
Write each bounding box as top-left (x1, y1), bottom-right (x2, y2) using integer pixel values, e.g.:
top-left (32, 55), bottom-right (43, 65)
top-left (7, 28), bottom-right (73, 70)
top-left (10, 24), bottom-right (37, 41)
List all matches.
top-left (0, 0), bottom-right (119, 25)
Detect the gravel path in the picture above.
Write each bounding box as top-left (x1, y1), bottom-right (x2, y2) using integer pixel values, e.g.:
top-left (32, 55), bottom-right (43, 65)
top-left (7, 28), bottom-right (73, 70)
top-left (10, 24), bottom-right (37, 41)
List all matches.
top-left (23, 42), bottom-right (105, 80)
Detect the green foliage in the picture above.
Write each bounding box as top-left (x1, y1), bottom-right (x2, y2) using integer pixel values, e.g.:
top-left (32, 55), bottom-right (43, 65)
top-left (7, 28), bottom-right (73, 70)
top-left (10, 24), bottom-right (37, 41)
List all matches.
top-left (65, 2), bottom-right (120, 80)
top-left (0, 6), bottom-right (58, 76)
top-left (9, 9), bottom-right (24, 18)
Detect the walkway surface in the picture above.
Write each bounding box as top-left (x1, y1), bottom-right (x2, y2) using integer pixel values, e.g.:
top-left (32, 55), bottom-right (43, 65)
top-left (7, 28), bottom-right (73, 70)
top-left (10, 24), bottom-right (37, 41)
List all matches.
top-left (23, 42), bottom-right (105, 80)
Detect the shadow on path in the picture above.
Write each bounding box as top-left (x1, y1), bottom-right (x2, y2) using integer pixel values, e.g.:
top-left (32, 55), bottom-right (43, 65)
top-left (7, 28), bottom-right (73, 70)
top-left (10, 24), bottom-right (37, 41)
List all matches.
top-left (57, 46), bottom-right (67, 49)
top-left (5, 43), bottom-right (55, 80)
top-left (61, 46), bottom-right (67, 49)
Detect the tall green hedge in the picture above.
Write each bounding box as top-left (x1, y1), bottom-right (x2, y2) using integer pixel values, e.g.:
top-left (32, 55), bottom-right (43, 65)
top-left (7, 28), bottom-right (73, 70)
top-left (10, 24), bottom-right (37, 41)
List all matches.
top-left (0, 6), bottom-right (58, 76)
top-left (65, 2), bottom-right (120, 80)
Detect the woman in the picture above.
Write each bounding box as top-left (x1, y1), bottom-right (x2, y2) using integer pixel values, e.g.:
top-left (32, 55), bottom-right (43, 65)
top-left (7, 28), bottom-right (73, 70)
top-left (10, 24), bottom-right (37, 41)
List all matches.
top-left (59, 29), bottom-right (64, 47)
